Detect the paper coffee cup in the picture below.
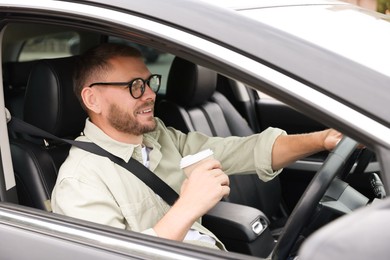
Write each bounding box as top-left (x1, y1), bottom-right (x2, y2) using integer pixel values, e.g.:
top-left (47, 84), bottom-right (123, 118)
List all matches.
top-left (180, 149), bottom-right (214, 177)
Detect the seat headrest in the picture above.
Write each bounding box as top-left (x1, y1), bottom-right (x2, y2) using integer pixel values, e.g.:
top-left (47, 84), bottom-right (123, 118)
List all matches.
top-left (23, 56), bottom-right (87, 137)
top-left (166, 57), bottom-right (217, 107)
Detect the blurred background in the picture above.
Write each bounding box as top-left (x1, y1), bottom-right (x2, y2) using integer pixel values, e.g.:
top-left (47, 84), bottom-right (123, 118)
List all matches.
top-left (344, 0), bottom-right (390, 14)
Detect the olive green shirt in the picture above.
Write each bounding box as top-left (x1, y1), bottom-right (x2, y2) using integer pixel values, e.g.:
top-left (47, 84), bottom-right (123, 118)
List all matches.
top-left (51, 117), bottom-right (285, 249)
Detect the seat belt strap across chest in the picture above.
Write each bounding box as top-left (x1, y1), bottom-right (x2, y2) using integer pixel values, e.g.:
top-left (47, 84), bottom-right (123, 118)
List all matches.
top-left (8, 117), bottom-right (179, 206)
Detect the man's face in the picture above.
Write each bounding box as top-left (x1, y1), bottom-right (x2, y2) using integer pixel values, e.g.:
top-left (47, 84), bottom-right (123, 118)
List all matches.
top-left (99, 56), bottom-right (157, 136)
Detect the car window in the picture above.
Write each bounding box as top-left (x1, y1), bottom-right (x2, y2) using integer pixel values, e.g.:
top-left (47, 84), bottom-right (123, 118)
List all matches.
top-left (18, 32), bottom-right (79, 61)
top-left (147, 54), bottom-right (174, 95)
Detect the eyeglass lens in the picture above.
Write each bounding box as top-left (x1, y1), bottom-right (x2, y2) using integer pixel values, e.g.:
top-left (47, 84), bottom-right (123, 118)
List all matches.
top-left (130, 75), bottom-right (160, 98)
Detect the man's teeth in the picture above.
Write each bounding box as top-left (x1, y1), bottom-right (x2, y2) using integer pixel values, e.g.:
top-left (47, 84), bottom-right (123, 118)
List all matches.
top-left (138, 108), bottom-right (152, 114)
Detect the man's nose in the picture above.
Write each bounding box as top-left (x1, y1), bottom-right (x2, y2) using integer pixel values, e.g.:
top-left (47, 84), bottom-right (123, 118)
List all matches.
top-left (142, 83), bottom-right (156, 99)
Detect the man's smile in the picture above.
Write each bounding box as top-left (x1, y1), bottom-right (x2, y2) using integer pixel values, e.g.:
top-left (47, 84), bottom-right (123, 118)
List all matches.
top-left (136, 107), bottom-right (153, 115)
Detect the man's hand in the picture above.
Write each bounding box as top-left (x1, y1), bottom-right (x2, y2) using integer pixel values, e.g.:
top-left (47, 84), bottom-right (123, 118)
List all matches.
top-left (323, 129), bottom-right (343, 151)
top-left (179, 158), bottom-right (230, 217)
top-left (153, 158), bottom-right (229, 241)
top-left (323, 129), bottom-right (365, 150)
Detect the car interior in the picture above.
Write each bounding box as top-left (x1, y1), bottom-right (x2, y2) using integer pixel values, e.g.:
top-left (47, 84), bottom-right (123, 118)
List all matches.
top-left (1, 21), bottom-right (383, 258)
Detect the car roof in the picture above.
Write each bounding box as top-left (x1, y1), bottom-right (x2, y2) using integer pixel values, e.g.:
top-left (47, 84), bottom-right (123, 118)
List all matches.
top-left (201, 0), bottom-right (347, 9)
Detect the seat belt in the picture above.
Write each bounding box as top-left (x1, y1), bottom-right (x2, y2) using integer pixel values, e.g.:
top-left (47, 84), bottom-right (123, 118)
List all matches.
top-left (7, 116), bottom-right (179, 206)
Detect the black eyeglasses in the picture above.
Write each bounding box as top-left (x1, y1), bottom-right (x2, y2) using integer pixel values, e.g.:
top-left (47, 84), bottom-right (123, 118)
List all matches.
top-left (88, 74), bottom-right (162, 99)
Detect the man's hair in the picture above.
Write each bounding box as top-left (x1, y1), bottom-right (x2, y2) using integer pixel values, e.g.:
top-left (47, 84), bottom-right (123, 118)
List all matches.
top-left (73, 43), bottom-right (142, 111)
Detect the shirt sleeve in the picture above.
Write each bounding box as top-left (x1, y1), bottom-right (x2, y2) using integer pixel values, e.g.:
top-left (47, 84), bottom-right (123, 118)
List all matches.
top-left (214, 127), bottom-right (286, 181)
top-left (162, 118), bottom-right (286, 182)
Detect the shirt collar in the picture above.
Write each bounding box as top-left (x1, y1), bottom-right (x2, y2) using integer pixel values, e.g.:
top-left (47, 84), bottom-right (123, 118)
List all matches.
top-left (83, 118), bottom-right (160, 162)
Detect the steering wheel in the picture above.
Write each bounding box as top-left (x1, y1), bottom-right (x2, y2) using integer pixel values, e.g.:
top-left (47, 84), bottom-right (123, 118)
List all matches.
top-left (271, 137), bottom-right (359, 260)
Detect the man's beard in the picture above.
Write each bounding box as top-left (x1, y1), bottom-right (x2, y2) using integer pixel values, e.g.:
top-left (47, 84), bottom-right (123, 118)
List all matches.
top-left (107, 101), bottom-right (157, 136)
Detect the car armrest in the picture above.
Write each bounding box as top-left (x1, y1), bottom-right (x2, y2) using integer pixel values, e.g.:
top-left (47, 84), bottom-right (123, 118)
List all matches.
top-left (203, 201), bottom-right (275, 257)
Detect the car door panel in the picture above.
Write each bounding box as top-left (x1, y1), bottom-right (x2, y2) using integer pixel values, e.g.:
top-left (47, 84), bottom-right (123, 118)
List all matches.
top-left (0, 204), bottom-right (237, 260)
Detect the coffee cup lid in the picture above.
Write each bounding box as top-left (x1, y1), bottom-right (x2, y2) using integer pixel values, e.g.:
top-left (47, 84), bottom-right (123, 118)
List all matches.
top-left (180, 149), bottom-right (214, 169)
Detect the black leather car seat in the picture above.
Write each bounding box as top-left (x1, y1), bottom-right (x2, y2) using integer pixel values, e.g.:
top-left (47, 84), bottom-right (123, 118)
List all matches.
top-left (8, 56), bottom-right (87, 210)
top-left (156, 57), bottom-right (287, 232)
top-left (3, 60), bottom-right (38, 120)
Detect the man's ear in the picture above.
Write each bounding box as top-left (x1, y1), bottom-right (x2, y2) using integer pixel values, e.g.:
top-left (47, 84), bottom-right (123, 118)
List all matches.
top-left (81, 87), bottom-right (101, 114)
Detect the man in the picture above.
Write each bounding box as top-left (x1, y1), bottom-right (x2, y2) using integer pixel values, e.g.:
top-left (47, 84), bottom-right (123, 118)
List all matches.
top-left (51, 43), bottom-right (341, 250)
